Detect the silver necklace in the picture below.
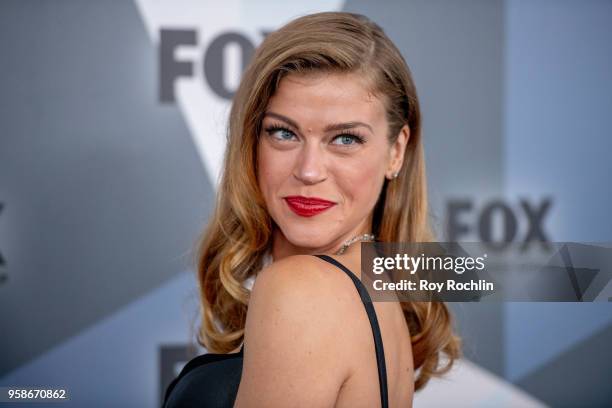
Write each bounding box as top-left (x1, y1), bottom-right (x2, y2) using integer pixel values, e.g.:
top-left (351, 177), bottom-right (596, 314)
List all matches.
top-left (334, 233), bottom-right (376, 255)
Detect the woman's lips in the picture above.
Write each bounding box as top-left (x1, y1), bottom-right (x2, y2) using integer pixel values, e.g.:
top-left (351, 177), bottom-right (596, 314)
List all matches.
top-left (284, 196), bottom-right (336, 217)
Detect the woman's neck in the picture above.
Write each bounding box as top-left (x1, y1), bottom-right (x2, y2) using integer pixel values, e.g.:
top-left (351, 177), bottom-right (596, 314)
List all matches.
top-left (270, 217), bottom-right (373, 262)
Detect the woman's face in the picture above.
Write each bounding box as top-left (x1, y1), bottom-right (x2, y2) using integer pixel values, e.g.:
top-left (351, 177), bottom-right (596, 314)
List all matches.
top-left (257, 71), bottom-right (408, 256)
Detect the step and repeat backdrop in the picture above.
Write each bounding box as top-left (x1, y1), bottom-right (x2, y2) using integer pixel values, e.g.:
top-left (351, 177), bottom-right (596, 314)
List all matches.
top-left (1, 0), bottom-right (611, 406)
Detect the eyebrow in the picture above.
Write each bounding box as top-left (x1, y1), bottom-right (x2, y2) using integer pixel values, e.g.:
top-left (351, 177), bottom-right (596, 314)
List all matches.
top-left (263, 111), bottom-right (373, 133)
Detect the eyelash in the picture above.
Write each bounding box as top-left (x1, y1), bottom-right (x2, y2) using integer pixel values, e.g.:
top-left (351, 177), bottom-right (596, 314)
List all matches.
top-left (263, 123), bottom-right (366, 146)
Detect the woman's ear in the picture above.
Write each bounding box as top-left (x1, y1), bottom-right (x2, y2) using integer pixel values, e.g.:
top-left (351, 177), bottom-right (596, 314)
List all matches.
top-left (386, 124), bottom-right (410, 179)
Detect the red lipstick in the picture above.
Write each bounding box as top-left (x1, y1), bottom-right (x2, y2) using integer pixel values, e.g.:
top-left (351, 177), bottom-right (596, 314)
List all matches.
top-left (284, 196), bottom-right (336, 217)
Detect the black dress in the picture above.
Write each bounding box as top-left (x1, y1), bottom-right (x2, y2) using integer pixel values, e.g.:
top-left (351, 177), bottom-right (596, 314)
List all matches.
top-left (163, 254), bottom-right (389, 408)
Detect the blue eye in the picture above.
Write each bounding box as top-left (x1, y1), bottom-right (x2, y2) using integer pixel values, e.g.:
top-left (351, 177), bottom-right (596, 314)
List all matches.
top-left (334, 135), bottom-right (355, 145)
top-left (331, 133), bottom-right (365, 146)
top-left (264, 125), bottom-right (297, 142)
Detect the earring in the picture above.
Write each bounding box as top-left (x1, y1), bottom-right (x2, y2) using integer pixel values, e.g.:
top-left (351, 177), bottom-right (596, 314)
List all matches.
top-left (388, 171), bottom-right (399, 180)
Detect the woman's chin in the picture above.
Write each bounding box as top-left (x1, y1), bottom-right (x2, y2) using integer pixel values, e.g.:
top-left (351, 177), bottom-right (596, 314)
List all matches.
top-left (281, 231), bottom-right (334, 252)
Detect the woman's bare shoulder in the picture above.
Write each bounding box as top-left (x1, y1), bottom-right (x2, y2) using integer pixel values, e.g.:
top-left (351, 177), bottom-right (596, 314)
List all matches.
top-left (237, 254), bottom-right (363, 405)
top-left (248, 254), bottom-right (362, 324)
top-left (254, 254), bottom-right (353, 293)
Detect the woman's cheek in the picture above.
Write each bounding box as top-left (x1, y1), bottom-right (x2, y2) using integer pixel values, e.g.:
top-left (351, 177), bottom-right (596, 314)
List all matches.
top-left (350, 161), bottom-right (384, 208)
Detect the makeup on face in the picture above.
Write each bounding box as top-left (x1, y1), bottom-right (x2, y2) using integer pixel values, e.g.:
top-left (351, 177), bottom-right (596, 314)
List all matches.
top-left (257, 72), bottom-right (391, 254)
top-left (283, 195), bottom-right (337, 217)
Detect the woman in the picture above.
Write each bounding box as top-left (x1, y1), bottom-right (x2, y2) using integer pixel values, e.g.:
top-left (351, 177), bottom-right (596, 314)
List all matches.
top-left (164, 11), bottom-right (460, 408)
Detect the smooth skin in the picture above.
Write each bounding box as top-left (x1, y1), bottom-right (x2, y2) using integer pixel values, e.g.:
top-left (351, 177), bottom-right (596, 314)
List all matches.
top-left (234, 72), bottom-right (414, 407)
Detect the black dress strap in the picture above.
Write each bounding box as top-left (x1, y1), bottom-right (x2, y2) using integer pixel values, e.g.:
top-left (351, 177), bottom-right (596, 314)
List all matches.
top-left (313, 254), bottom-right (389, 408)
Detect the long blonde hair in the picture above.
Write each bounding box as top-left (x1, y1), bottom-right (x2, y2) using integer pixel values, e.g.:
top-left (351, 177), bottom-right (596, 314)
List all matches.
top-left (195, 11), bottom-right (460, 390)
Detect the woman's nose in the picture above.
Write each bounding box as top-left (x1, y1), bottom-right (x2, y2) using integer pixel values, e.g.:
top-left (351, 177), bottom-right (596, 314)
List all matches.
top-left (293, 143), bottom-right (327, 185)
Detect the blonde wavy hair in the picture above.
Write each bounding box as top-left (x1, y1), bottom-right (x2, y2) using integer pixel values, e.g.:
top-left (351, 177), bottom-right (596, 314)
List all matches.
top-left (195, 11), bottom-right (461, 390)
